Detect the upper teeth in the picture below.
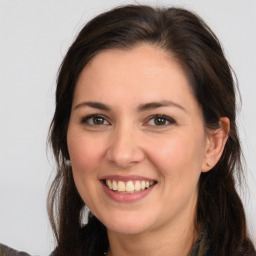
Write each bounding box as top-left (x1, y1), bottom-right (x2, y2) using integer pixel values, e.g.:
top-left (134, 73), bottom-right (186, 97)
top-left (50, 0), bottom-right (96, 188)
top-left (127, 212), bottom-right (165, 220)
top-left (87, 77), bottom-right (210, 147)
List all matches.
top-left (105, 180), bottom-right (154, 193)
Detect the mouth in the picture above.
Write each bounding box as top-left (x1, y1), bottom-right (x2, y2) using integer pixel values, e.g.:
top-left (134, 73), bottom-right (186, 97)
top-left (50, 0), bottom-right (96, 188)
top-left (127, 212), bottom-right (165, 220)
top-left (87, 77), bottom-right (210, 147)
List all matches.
top-left (101, 179), bottom-right (157, 194)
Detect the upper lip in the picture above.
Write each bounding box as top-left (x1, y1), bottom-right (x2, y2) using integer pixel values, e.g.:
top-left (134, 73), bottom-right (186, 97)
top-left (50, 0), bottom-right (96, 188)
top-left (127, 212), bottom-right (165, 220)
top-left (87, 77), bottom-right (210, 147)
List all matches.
top-left (99, 175), bottom-right (157, 182)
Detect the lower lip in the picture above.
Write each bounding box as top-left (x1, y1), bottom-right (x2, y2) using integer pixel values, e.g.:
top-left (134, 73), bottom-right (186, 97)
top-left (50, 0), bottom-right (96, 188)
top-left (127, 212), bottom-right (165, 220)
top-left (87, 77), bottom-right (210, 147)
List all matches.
top-left (102, 182), bottom-right (155, 203)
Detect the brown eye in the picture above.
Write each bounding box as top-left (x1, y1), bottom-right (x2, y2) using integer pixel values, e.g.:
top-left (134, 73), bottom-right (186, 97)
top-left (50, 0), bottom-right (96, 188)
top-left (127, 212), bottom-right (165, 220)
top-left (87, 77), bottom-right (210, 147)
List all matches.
top-left (81, 115), bottom-right (109, 126)
top-left (147, 115), bottom-right (175, 127)
top-left (154, 117), bottom-right (167, 125)
top-left (93, 116), bottom-right (105, 125)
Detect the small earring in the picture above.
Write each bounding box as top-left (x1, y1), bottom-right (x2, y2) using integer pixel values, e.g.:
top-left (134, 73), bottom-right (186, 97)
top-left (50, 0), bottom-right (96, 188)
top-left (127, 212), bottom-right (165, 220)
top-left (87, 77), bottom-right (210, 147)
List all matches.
top-left (65, 160), bottom-right (72, 166)
top-left (206, 162), bottom-right (210, 167)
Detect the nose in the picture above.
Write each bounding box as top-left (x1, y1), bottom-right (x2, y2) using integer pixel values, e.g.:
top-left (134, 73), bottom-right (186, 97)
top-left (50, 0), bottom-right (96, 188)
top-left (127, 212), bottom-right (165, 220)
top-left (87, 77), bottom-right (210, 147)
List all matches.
top-left (106, 126), bottom-right (145, 168)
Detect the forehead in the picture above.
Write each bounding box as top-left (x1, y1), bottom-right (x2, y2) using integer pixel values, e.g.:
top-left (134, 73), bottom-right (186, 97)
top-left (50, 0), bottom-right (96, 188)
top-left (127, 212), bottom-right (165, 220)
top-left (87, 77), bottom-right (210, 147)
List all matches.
top-left (74, 44), bottom-right (198, 111)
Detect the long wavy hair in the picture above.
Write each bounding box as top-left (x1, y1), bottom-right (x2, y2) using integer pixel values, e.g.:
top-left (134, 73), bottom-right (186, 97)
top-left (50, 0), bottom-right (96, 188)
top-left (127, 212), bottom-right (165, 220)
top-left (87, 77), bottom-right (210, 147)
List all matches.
top-left (48, 5), bottom-right (255, 256)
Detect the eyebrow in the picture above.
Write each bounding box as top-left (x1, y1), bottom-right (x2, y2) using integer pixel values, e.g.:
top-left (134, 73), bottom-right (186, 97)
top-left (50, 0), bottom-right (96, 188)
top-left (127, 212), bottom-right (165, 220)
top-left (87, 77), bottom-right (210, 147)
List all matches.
top-left (74, 100), bottom-right (186, 112)
top-left (74, 101), bottom-right (111, 111)
top-left (137, 101), bottom-right (186, 112)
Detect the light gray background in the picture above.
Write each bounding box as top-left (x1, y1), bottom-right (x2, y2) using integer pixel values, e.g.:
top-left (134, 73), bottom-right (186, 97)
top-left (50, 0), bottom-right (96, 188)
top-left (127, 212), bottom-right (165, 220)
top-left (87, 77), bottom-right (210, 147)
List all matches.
top-left (0, 0), bottom-right (255, 255)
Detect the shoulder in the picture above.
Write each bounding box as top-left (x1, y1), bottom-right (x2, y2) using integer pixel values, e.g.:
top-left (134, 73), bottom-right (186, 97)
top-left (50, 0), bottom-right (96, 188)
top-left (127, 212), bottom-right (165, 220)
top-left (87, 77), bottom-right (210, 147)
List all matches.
top-left (0, 244), bottom-right (55, 256)
top-left (190, 226), bottom-right (256, 256)
top-left (0, 243), bottom-right (31, 256)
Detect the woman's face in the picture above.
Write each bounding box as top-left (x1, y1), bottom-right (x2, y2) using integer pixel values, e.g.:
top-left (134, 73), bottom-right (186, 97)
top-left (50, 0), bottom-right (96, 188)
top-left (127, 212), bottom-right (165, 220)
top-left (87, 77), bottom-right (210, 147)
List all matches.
top-left (67, 44), bottom-right (210, 235)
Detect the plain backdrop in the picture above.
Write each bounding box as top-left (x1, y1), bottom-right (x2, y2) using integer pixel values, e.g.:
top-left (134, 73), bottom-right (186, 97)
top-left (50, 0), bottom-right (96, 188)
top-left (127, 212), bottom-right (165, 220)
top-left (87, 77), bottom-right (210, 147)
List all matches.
top-left (0, 0), bottom-right (255, 255)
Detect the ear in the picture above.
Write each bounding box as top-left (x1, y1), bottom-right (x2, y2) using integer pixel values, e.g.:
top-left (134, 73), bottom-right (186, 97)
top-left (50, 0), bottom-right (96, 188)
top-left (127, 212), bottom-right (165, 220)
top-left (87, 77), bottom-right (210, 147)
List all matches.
top-left (202, 117), bottom-right (230, 172)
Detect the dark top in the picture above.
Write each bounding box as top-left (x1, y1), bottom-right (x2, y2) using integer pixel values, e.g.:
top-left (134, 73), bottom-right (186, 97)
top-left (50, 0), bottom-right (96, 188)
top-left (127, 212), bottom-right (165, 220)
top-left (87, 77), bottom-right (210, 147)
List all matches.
top-left (0, 244), bottom-right (55, 256)
top-left (0, 244), bottom-right (31, 256)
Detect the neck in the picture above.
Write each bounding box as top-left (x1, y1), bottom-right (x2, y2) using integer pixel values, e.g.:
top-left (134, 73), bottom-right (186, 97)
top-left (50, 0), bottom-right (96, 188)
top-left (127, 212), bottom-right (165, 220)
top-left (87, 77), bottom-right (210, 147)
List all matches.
top-left (107, 216), bottom-right (200, 256)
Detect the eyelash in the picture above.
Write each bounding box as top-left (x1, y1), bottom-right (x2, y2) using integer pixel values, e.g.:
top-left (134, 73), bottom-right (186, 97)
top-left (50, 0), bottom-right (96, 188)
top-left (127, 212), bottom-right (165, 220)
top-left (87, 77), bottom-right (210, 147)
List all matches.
top-left (81, 114), bottom-right (110, 126)
top-left (81, 114), bottom-right (175, 127)
top-left (145, 114), bottom-right (176, 126)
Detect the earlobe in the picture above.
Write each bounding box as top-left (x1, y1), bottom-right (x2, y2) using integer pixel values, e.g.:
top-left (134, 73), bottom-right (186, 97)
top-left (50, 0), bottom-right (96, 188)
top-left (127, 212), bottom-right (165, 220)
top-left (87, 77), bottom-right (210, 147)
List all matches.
top-left (202, 117), bottom-right (230, 173)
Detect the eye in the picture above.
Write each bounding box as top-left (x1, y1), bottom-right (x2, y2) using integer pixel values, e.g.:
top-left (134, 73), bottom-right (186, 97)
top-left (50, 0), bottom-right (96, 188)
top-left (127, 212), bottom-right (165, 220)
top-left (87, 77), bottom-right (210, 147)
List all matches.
top-left (81, 114), bottom-right (109, 126)
top-left (146, 115), bottom-right (175, 126)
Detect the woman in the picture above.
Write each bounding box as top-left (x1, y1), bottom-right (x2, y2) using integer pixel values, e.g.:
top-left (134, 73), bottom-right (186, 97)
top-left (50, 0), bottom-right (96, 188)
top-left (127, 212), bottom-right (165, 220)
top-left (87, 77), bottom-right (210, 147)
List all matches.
top-left (2, 4), bottom-right (252, 256)
top-left (47, 4), bottom-right (255, 256)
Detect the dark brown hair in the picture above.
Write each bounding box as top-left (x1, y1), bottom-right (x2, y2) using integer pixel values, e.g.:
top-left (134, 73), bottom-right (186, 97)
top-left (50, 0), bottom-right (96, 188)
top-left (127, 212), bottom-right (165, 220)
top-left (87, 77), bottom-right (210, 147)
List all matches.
top-left (48, 5), bottom-right (255, 256)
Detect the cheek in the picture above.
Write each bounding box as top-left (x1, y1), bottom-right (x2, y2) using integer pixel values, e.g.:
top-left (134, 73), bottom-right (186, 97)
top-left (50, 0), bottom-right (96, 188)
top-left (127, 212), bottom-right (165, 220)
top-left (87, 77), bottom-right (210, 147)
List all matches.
top-left (67, 133), bottom-right (105, 208)
top-left (147, 133), bottom-right (205, 180)
top-left (67, 133), bottom-right (105, 176)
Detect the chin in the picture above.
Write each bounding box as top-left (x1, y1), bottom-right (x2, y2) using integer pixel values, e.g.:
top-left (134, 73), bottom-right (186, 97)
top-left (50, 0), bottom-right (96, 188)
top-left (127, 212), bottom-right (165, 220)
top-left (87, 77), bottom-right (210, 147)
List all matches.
top-left (107, 222), bottom-right (150, 235)
top-left (99, 212), bottom-right (157, 235)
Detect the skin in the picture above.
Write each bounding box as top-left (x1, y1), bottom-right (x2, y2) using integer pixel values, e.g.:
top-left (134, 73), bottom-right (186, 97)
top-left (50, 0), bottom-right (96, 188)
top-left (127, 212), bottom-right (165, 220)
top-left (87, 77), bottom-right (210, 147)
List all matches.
top-left (67, 44), bottom-right (229, 256)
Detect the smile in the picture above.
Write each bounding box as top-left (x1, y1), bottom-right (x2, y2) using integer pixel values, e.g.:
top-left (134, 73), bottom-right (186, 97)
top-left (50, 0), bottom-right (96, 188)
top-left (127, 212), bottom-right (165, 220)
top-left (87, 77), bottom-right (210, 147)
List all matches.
top-left (103, 179), bottom-right (156, 193)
